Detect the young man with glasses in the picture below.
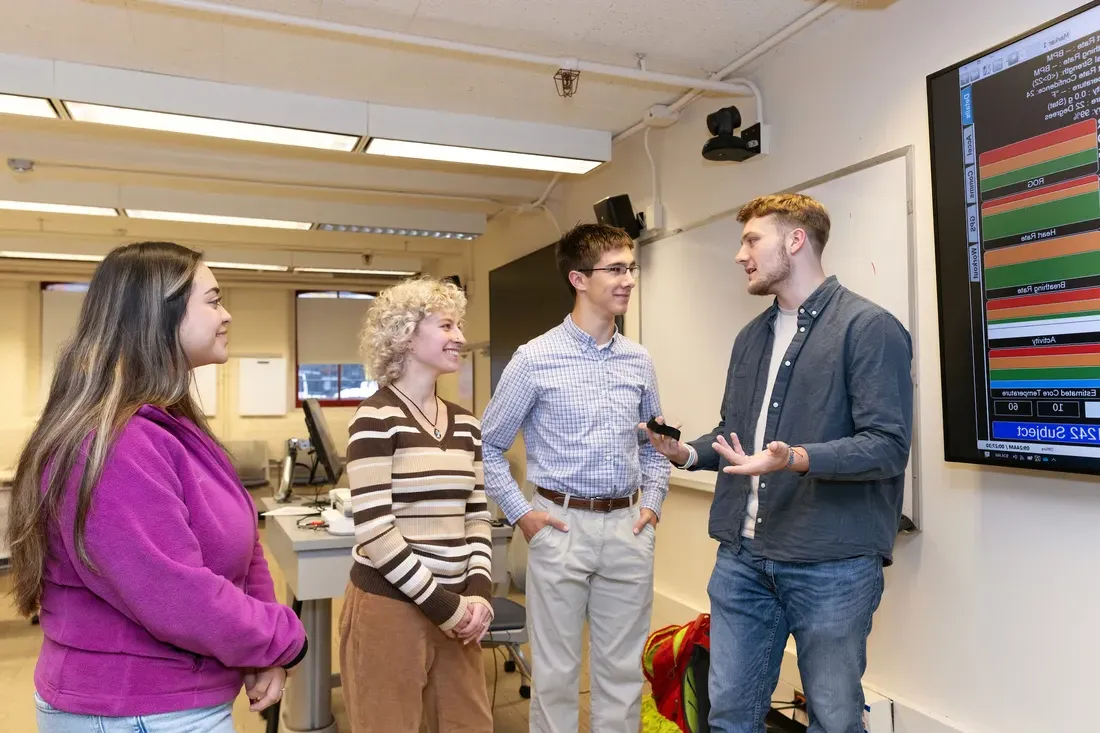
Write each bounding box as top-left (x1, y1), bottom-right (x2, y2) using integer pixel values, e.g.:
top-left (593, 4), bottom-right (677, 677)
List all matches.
top-left (481, 222), bottom-right (670, 733)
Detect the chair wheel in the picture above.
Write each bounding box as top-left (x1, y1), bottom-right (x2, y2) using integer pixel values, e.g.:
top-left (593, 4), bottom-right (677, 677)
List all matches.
top-left (519, 685), bottom-right (531, 699)
top-left (504, 660), bottom-right (517, 673)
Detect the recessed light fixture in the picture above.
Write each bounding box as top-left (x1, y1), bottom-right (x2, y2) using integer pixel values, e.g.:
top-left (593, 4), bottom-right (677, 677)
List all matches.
top-left (0, 200), bottom-right (118, 216)
top-left (293, 267), bottom-right (417, 276)
top-left (315, 223), bottom-right (480, 240)
top-left (64, 102), bottom-right (360, 152)
top-left (365, 138), bottom-right (601, 175)
top-left (125, 210), bottom-right (312, 230)
top-left (0, 93), bottom-right (58, 119)
top-left (205, 261), bottom-right (290, 272)
top-left (0, 250), bottom-right (104, 262)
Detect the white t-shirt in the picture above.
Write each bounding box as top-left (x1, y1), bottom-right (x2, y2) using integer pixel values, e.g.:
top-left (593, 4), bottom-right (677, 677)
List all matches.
top-left (743, 306), bottom-right (799, 539)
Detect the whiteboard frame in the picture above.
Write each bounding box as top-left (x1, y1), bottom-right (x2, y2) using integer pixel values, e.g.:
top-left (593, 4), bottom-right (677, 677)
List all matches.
top-left (639, 145), bottom-right (923, 532)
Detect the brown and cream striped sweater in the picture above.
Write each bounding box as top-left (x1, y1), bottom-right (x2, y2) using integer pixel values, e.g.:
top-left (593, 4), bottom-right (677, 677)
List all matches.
top-left (346, 386), bottom-right (493, 631)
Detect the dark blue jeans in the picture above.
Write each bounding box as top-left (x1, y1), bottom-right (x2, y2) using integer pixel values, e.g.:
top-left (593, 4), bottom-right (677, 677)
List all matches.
top-left (707, 537), bottom-right (884, 733)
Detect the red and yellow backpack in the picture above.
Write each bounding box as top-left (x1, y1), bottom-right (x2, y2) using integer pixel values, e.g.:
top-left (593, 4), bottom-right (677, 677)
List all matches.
top-left (642, 613), bottom-right (712, 732)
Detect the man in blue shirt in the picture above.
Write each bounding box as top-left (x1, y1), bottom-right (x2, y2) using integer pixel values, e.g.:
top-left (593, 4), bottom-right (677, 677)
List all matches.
top-left (644, 194), bottom-right (913, 733)
top-left (482, 223), bottom-right (671, 733)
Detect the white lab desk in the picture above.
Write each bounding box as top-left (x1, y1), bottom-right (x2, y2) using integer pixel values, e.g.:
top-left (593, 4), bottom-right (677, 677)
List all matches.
top-left (258, 495), bottom-right (514, 733)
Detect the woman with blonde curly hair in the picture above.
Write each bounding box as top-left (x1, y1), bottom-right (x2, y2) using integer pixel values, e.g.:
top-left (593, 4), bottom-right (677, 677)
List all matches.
top-left (338, 276), bottom-right (494, 733)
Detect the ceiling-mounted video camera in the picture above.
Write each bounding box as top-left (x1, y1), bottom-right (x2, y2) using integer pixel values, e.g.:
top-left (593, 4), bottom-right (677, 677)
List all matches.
top-left (702, 105), bottom-right (766, 162)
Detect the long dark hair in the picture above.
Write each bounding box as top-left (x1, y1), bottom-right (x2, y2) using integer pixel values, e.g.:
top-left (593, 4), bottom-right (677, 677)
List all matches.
top-left (7, 241), bottom-right (218, 617)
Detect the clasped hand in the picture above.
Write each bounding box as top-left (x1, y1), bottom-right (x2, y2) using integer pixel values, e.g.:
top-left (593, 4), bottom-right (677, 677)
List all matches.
top-left (453, 602), bottom-right (492, 645)
top-left (243, 666), bottom-right (286, 712)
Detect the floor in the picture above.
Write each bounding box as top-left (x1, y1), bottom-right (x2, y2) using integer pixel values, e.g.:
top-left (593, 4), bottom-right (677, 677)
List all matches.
top-left (0, 520), bottom-right (597, 732)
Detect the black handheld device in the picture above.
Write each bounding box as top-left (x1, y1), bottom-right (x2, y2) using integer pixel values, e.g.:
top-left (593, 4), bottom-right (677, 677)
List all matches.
top-left (646, 417), bottom-right (681, 442)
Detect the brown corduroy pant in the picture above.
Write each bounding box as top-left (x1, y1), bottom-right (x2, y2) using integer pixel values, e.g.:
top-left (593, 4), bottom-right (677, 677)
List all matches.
top-left (338, 582), bottom-right (494, 733)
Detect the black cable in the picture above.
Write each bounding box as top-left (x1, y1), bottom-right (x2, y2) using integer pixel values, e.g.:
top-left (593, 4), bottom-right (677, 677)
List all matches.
top-left (311, 453), bottom-right (323, 505)
top-left (308, 450), bottom-right (320, 484)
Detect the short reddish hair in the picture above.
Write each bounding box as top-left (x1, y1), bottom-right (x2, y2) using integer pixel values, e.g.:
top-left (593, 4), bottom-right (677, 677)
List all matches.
top-left (737, 194), bottom-right (831, 255)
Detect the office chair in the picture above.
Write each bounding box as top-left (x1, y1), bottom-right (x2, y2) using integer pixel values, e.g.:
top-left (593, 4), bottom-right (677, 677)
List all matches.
top-left (484, 596), bottom-right (532, 699)
top-left (481, 521), bottom-right (532, 699)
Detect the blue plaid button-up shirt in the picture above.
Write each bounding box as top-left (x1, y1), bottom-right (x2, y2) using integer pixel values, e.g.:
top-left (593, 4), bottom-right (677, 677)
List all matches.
top-left (481, 315), bottom-right (671, 524)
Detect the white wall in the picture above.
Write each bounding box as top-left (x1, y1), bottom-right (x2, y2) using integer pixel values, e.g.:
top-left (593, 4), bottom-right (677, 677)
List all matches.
top-left (533, 1), bottom-right (1100, 731)
top-left (0, 282), bottom-right (38, 469)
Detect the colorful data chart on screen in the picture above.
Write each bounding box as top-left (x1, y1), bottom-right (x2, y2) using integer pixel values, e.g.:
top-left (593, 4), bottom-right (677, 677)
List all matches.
top-left (944, 4), bottom-right (1100, 465)
top-left (973, 74), bottom-right (1100, 453)
top-left (982, 119), bottom-right (1100, 392)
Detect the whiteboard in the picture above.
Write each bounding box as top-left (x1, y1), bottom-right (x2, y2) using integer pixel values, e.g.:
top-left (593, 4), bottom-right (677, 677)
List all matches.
top-left (640, 148), bottom-right (921, 530)
top-left (190, 364), bottom-right (218, 417)
top-left (237, 357), bottom-right (288, 417)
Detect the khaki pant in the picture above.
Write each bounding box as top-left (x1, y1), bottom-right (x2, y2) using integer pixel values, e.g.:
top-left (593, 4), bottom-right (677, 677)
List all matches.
top-left (525, 493), bottom-right (656, 733)
top-left (338, 583), bottom-right (493, 733)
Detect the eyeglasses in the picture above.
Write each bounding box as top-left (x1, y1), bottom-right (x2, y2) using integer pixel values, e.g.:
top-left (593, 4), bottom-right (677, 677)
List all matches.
top-left (579, 264), bottom-right (640, 278)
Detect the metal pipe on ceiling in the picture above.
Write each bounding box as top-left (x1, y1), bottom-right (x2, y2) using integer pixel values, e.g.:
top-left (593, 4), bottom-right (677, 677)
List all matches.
top-left (613, 2), bottom-right (837, 142)
top-left (138, 0), bottom-right (760, 99)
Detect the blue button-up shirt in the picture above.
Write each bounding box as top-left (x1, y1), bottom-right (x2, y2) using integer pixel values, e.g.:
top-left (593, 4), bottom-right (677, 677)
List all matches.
top-left (685, 277), bottom-right (913, 564)
top-left (481, 315), bottom-right (671, 524)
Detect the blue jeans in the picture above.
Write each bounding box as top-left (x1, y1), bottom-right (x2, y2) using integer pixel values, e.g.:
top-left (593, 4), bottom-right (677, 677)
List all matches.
top-left (707, 537), bottom-right (884, 733)
top-left (34, 693), bottom-right (235, 732)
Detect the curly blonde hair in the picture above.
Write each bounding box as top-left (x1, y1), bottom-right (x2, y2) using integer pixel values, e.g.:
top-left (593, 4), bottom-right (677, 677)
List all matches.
top-left (359, 277), bottom-right (467, 386)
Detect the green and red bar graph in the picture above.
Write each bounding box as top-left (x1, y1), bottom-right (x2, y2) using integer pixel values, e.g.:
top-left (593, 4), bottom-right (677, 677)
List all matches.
top-left (980, 118), bottom-right (1099, 194)
top-left (989, 342), bottom-right (1100, 387)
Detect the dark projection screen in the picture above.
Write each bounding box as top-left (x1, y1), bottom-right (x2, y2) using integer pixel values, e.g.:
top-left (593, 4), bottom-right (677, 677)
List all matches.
top-left (929, 1), bottom-right (1100, 474)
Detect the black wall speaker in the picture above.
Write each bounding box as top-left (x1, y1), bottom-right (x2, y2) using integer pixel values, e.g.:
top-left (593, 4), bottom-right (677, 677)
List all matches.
top-left (593, 194), bottom-right (642, 239)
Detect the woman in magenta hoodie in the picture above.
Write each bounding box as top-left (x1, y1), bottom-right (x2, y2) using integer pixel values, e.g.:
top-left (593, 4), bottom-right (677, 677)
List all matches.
top-left (6, 242), bottom-right (307, 731)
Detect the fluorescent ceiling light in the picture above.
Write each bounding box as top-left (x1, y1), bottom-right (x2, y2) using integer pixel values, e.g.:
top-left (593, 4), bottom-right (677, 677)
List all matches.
top-left (0, 93), bottom-right (57, 118)
top-left (0, 250), bottom-right (104, 262)
top-left (293, 267), bottom-right (417, 276)
top-left (315, 223), bottom-right (480, 240)
top-left (64, 101), bottom-right (359, 152)
top-left (125, 210), bottom-right (311, 230)
top-left (298, 291), bottom-right (375, 299)
top-left (0, 200), bottom-right (117, 216)
top-left (206, 261), bottom-right (290, 272)
top-left (365, 138), bottom-right (601, 175)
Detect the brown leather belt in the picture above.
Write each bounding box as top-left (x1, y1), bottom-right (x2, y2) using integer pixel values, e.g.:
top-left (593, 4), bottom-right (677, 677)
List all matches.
top-left (536, 487), bottom-right (639, 513)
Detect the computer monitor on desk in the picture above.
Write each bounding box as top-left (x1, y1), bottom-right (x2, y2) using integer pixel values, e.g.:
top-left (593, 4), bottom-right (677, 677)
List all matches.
top-left (273, 400), bottom-right (345, 504)
top-left (302, 398), bottom-right (344, 485)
